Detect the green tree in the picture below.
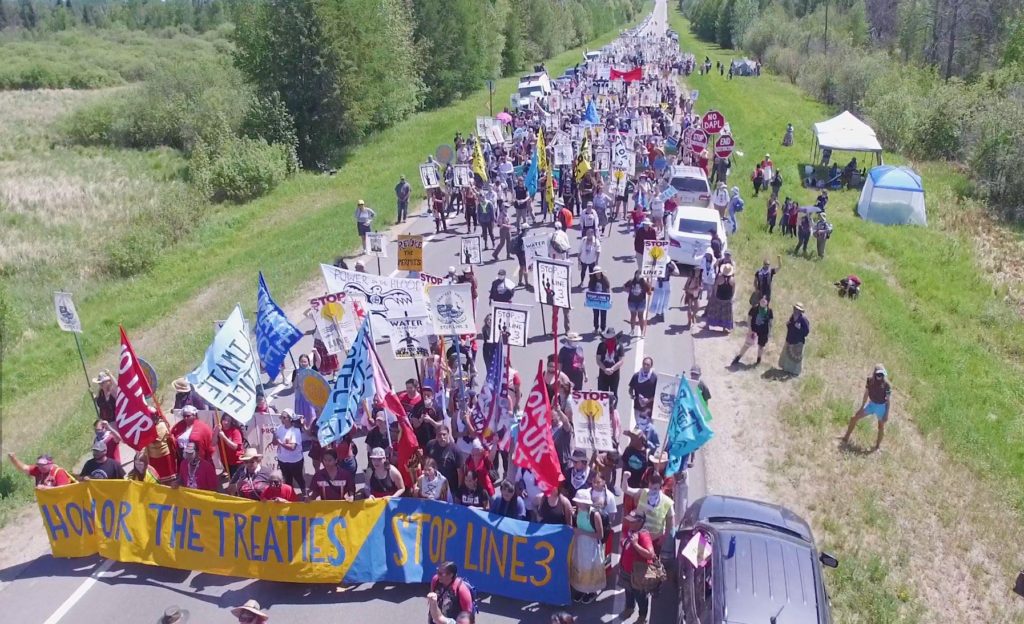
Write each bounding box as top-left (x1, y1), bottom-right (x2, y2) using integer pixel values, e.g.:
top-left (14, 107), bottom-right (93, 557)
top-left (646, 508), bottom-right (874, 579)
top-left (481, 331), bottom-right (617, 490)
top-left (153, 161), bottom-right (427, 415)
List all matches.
top-left (501, 0), bottom-right (527, 75)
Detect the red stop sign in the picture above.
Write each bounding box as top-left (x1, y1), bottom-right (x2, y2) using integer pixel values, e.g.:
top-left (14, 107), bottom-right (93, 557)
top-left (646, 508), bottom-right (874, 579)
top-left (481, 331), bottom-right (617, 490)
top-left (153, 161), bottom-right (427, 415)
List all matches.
top-left (690, 128), bottom-right (708, 151)
top-left (701, 110), bottom-right (726, 134)
top-left (714, 134), bottom-right (735, 158)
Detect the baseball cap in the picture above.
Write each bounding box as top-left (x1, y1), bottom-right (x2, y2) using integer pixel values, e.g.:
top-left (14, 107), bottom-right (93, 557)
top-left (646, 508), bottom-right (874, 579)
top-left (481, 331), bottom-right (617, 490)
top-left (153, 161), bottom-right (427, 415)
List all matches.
top-left (91, 440), bottom-right (107, 454)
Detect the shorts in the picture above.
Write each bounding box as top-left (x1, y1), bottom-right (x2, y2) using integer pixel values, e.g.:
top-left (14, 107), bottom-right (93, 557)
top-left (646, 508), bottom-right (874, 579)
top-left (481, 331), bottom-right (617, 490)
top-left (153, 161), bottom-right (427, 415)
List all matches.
top-left (863, 401), bottom-right (887, 420)
top-left (357, 222), bottom-right (371, 235)
top-left (627, 299), bottom-right (646, 313)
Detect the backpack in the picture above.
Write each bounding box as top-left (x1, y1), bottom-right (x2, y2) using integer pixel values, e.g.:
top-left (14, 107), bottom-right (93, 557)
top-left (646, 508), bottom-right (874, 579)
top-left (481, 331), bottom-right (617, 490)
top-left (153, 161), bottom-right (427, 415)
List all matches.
top-left (431, 577), bottom-right (479, 617)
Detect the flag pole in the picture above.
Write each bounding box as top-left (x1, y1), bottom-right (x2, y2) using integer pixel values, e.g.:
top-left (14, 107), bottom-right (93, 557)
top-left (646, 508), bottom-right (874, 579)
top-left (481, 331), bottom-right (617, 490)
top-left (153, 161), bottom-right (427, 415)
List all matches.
top-left (73, 333), bottom-right (101, 418)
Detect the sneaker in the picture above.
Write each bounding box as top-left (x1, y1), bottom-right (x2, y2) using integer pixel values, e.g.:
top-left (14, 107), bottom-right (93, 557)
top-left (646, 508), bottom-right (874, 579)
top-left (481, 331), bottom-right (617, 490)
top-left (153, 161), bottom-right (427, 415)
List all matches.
top-left (581, 593), bottom-right (595, 604)
top-left (731, 356), bottom-right (740, 366)
top-left (756, 356), bottom-right (762, 364)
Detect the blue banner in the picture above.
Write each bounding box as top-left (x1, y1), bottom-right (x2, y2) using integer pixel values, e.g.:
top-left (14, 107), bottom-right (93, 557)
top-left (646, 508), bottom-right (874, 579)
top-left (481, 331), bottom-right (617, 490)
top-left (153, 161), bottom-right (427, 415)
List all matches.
top-left (317, 320), bottom-right (374, 445)
top-left (584, 291), bottom-right (612, 310)
top-left (665, 377), bottom-right (714, 476)
top-left (525, 150), bottom-right (539, 197)
top-left (583, 100), bottom-right (600, 125)
top-left (256, 272), bottom-right (303, 380)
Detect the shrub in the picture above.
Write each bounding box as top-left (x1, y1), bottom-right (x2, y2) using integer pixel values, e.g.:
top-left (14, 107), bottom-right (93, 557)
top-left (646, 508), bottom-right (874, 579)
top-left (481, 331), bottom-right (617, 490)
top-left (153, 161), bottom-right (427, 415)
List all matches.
top-left (104, 229), bottom-right (164, 278)
top-left (764, 44), bottom-right (801, 84)
top-left (190, 137), bottom-right (291, 203)
top-left (241, 92), bottom-right (300, 175)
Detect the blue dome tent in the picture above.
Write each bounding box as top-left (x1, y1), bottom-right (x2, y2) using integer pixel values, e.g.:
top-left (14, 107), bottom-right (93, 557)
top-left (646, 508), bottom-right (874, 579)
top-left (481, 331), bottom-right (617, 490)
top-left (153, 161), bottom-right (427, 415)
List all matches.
top-left (856, 166), bottom-right (927, 226)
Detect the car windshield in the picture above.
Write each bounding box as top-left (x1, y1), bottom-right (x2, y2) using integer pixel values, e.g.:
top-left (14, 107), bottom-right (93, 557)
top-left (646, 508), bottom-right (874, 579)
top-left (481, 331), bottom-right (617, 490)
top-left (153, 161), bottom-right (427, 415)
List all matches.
top-left (674, 218), bottom-right (717, 235)
top-left (671, 177), bottom-right (709, 193)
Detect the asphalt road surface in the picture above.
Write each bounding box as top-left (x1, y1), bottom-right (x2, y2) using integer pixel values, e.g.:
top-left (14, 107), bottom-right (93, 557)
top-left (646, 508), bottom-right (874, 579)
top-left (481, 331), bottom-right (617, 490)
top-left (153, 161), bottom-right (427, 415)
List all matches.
top-left (0, 1), bottom-right (712, 622)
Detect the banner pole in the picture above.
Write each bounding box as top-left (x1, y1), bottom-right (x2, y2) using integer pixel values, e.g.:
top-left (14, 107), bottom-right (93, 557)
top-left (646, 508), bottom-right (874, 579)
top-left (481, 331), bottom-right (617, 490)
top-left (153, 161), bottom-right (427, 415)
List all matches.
top-left (73, 333), bottom-right (101, 418)
top-left (377, 257), bottom-right (382, 276)
top-left (551, 304), bottom-right (560, 400)
top-left (214, 409), bottom-right (231, 477)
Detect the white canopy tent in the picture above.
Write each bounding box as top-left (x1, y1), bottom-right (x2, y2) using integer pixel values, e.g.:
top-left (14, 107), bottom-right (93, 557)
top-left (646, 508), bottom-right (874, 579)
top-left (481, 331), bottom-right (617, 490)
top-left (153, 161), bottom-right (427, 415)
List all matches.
top-left (811, 110), bottom-right (883, 166)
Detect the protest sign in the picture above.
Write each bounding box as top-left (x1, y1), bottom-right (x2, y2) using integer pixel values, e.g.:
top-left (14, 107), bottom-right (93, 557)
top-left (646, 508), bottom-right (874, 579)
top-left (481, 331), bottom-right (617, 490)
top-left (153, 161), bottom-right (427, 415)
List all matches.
top-left (553, 142), bottom-right (573, 166)
top-left (656, 373), bottom-right (680, 422)
top-left (701, 110), bottom-right (726, 134)
top-left (523, 232), bottom-right (549, 265)
top-left (594, 148), bottom-right (610, 172)
top-left (641, 240), bottom-right (670, 279)
top-left (321, 264), bottom-right (429, 340)
top-left (490, 302), bottom-right (531, 348)
top-left (397, 235), bottom-right (424, 272)
top-left (309, 291), bottom-right (363, 355)
top-left (294, 368), bottom-right (331, 412)
top-left (187, 306), bottom-right (261, 424)
top-left (365, 233), bottom-right (387, 257)
top-left (36, 482), bottom-right (572, 605)
top-left (453, 164), bottom-right (473, 188)
top-left (419, 163), bottom-right (440, 189)
top-left (387, 315), bottom-right (432, 359)
top-left (114, 327), bottom-right (158, 450)
top-left (53, 291), bottom-right (82, 333)
top-left (461, 236), bottom-right (483, 265)
top-left (318, 320), bottom-right (374, 446)
top-left (534, 258), bottom-right (572, 309)
top-left (255, 272), bottom-right (303, 381)
top-left (429, 283), bottom-right (476, 336)
top-left (571, 390), bottom-right (615, 451)
top-left (584, 291), bottom-right (612, 310)
top-left (419, 272), bottom-right (445, 288)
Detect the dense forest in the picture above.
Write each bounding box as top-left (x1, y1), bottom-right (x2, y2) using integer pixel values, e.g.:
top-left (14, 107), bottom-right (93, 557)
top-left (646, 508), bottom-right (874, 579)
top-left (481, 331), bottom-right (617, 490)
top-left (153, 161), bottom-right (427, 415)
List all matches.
top-left (680, 0), bottom-right (1024, 220)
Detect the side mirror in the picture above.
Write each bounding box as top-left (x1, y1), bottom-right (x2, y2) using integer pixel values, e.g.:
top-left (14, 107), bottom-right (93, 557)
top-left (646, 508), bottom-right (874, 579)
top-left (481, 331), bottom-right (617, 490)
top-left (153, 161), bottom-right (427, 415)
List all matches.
top-left (819, 552), bottom-right (839, 569)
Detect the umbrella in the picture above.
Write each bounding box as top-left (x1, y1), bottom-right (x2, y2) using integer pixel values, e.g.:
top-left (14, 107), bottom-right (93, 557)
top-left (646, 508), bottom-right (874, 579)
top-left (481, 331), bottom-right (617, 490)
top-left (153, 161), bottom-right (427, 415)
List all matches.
top-left (496, 112), bottom-right (512, 123)
top-left (799, 205), bottom-right (824, 214)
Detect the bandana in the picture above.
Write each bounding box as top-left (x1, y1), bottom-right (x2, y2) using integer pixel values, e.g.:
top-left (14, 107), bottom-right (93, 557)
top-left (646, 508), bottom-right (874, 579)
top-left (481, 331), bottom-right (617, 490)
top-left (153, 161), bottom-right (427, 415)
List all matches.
top-left (636, 368), bottom-right (654, 384)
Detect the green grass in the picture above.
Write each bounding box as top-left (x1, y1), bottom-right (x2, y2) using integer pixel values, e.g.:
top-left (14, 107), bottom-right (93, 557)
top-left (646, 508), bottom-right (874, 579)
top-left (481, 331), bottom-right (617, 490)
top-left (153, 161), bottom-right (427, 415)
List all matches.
top-left (0, 11), bottom-right (647, 524)
top-left (670, 12), bottom-right (1024, 510)
top-left (0, 25), bottom-right (233, 90)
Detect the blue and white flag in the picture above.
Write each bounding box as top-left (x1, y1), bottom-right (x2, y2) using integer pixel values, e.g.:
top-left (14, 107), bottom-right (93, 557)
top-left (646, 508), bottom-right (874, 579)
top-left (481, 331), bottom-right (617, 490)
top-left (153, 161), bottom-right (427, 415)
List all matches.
top-left (317, 319), bottom-right (375, 446)
top-left (255, 272), bottom-right (303, 380)
top-left (583, 99), bottom-right (600, 125)
top-left (664, 378), bottom-right (714, 477)
top-left (187, 305), bottom-right (261, 424)
top-left (525, 149), bottom-right (539, 197)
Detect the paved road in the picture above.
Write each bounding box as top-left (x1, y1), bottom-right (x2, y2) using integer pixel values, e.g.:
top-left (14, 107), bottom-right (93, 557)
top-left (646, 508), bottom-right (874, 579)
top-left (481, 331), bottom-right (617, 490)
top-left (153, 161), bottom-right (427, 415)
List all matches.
top-left (0, 1), bottom-right (711, 622)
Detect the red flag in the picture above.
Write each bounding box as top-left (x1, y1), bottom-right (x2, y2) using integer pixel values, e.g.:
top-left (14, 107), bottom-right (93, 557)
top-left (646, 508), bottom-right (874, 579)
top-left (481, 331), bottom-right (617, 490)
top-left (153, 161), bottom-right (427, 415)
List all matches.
top-left (369, 343), bottom-right (419, 489)
top-left (116, 327), bottom-right (158, 450)
top-left (610, 66), bottom-right (643, 82)
top-left (513, 362), bottom-right (564, 495)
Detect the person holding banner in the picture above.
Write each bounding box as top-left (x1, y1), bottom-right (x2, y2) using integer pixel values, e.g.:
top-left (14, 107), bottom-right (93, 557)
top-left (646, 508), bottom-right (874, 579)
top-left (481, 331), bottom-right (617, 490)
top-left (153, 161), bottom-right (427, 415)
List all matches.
top-left (365, 446), bottom-right (405, 498)
top-left (569, 488), bottom-right (606, 604)
top-left (144, 415), bottom-right (177, 484)
top-left (170, 405), bottom-right (215, 461)
top-left (227, 448), bottom-right (268, 500)
top-left (7, 452), bottom-right (73, 489)
top-left (489, 480), bottom-right (527, 520)
top-left (273, 410), bottom-right (306, 499)
top-left (92, 369), bottom-right (117, 422)
top-left (310, 448), bottom-right (356, 501)
top-left (176, 442), bottom-right (219, 492)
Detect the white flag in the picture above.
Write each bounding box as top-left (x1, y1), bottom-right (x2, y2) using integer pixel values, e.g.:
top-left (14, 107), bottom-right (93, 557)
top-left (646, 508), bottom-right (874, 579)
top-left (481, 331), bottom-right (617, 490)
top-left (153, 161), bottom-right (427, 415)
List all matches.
top-left (187, 306), bottom-right (261, 423)
top-left (53, 291), bottom-right (82, 333)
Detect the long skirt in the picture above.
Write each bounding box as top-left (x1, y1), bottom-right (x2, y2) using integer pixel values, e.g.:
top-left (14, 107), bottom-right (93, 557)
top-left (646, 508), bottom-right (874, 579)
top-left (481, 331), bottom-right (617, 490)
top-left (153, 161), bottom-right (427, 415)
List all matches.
top-left (779, 342), bottom-right (805, 375)
top-left (704, 295), bottom-right (734, 330)
top-left (649, 282), bottom-right (671, 316)
top-left (570, 533), bottom-right (606, 594)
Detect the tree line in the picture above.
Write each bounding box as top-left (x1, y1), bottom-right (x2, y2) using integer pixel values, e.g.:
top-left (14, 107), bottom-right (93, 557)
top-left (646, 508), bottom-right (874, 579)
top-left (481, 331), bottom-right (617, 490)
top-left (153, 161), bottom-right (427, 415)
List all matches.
top-left (0, 0), bottom-right (231, 32)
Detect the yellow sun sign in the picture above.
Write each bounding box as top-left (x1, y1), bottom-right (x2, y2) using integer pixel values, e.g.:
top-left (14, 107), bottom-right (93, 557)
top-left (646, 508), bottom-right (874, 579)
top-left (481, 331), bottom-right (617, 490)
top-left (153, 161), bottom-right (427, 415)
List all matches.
top-left (579, 399), bottom-right (603, 421)
top-left (321, 301), bottom-right (345, 323)
top-left (648, 245), bottom-right (665, 261)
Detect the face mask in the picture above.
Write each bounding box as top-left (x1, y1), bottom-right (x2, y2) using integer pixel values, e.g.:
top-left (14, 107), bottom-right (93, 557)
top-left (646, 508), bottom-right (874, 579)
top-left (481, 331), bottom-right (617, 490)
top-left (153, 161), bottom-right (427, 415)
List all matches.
top-left (647, 489), bottom-right (661, 506)
top-left (184, 452), bottom-right (196, 462)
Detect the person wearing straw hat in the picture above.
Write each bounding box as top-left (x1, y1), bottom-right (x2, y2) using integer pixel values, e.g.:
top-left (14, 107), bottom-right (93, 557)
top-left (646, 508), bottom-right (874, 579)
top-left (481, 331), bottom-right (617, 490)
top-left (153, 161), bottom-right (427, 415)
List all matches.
top-left (227, 448), bottom-right (268, 500)
top-left (779, 303), bottom-right (810, 376)
top-left (230, 599), bottom-right (269, 623)
top-left (92, 369), bottom-right (117, 422)
top-left (172, 377), bottom-right (208, 411)
top-left (704, 262), bottom-right (735, 333)
top-left (841, 364), bottom-right (893, 452)
top-left (557, 332), bottom-right (587, 392)
top-left (569, 488), bottom-right (606, 604)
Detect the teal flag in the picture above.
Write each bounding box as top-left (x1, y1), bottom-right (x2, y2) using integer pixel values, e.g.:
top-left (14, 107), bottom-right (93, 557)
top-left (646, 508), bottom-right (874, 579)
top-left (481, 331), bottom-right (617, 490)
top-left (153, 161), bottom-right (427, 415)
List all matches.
top-left (665, 378), bottom-right (714, 476)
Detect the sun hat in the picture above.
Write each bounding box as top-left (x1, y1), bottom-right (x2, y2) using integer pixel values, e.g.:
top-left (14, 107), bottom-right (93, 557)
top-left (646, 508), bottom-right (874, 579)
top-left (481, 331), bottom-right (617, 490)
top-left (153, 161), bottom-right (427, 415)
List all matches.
top-left (239, 448), bottom-right (263, 462)
top-left (182, 405), bottom-right (198, 416)
top-left (793, 302), bottom-right (805, 312)
top-left (230, 600), bottom-right (268, 621)
top-left (572, 489), bottom-right (593, 506)
top-left (357, 199), bottom-right (365, 205)
top-left (92, 370), bottom-right (113, 384)
top-left (592, 265), bottom-right (603, 274)
top-left (564, 331), bottom-right (583, 342)
top-left (571, 448), bottom-right (588, 462)
top-left (157, 605), bottom-right (190, 624)
top-left (602, 327), bottom-right (617, 339)
top-left (874, 363), bottom-right (887, 377)
top-left (172, 378), bottom-right (191, 393)
top-left (369, 447), bottom-right (387, 460)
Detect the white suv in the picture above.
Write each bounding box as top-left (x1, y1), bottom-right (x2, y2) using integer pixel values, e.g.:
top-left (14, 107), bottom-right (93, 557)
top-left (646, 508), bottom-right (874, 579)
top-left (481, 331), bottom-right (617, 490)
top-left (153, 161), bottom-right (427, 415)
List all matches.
top-left (665, 165), bottom-right (711, 208)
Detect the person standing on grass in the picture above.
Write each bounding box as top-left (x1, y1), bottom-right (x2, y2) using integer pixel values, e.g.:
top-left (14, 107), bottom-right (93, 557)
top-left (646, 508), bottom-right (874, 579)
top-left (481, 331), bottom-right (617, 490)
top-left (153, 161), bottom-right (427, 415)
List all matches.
top-left (841, 364), bottom-right (892, 451)
top-left (752, 256), bottom-right (781, 304)
top-left (795, 213), bottom-right (812, 255)
top-left (395, 175), bottom-right (411, 223)
top-left (7, 453), bottom-right (74, 489)
top-left (814, 216), bottom-right (833, 258)
top-left (354, 199), bottom-right (375, 249)
top-left (767, 195), bottom-right (779, 233)
top-left (778, 303), bottom-right (810, 376)
top-left (732, 296), bottom-right (774, 366)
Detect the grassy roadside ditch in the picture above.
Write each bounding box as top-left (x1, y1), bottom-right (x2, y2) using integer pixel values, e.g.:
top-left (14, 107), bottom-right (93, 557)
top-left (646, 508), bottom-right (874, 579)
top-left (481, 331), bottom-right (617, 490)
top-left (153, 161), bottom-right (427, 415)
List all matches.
top-left (0, 11), bottom-right (650, 524)
top-left (670, 9), bottom-right (1024, 622)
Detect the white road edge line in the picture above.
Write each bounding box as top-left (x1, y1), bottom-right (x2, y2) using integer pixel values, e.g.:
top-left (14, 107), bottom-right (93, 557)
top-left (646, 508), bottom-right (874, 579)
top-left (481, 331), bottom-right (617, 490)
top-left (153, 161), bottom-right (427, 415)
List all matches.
top-left (41, 558), bottom-right (115, 624)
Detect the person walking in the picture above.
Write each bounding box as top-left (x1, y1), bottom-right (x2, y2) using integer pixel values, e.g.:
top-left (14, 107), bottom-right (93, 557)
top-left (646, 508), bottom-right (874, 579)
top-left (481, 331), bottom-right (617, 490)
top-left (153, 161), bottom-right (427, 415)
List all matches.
top-left (558, 332), bottom-right (587, 392)
top-left (569, 489), bottom-right (606, 604)
top-left (795, 213), bottom-right (812, 255)
top-left (779, 303), bottom-right (810, 376)
top-left (354, 199), bottom-right (375, 249)
top-left (272, 410), bottom-right (306, 498)
top-left (477, 191), bottom-right (495, 250)
top-left (431, 188), bottom-right (448, 233)
top-left (751, 164), bottom-right (764, 196)
top-left (813, 216), bottom-right (833, 258)
top-left (704, 263), bottom-right (735, 333)
top-left (395, 175), bottom-right (411, 223)
top-left (628, 357), bottom-right (658, 417)
top-left (463, 185), bottom-right (478, 234)
top-left (549, 222), bottom-right (571, 260)
top-left (647, 261), bottom-right (676, 323)
top-left (712, 181), bottom-right (729, 221)
top-left (588, 267), bottom-right (611, 333)
top-left (624, 270), bottom-right (651, 337)
top-left (732, 295), bottom-right (774, 366)
top-left (619, 510), bottom-right (656, 624)
top-left (751, 256), bottom-right (781, 304)
top-left (633, 220), bottom-right (657, 271)
top-left (493, 200), bottom-right (512, 260)
top-left (769, 170), bottom-right (784, 199)
top-left (596, 327), bottom-right (626, 402)
top-left (766, 196), bottom-right (779, 233)
top-left (726, 186), bottom-right (744, 234)
top-left (577, 229), bottom-right (601, 286)
top-left (841, 364), bottom-right (893, 451)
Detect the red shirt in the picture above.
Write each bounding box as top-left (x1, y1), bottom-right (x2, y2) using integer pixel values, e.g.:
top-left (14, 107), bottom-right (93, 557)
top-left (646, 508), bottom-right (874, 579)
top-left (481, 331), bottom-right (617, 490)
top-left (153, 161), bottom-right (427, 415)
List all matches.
top-left (170, 419), bottom-right (215, 461)
top-left (177, 458), bottom-right (219, 492)
top-left (621, 528), bottom-right (654, 573)
top-left (464, 455), bottom-right (494, 497)
top-left (261, 483), bottom-right (297, 502)
top-left (29, 465), bottom-right (72, 488)
top-left (222, 428), bottom-right (244, 467)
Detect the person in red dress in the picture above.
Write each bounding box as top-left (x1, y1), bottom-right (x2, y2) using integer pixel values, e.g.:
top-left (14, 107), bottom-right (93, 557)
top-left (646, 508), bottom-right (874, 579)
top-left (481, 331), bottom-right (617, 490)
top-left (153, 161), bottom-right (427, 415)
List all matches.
top-left (216, 414), bottom-right (245, 477)
top-left (176, 442), bottom-right (219, 492)
top-left (460, 439), bottom-right (497, 498)
top-left (170, 405), bottom-right (215, 461)
top-left (261, 469), bottom-right (298, 502)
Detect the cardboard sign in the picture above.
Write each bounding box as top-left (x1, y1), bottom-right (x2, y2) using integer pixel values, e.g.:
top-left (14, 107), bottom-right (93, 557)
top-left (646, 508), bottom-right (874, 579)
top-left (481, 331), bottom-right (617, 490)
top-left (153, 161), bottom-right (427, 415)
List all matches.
top-left (453, 164), bottom-right (473, 188)
top-left (429, 283), bottom-right (477, 335)
top-left (461, 237), bottom-right (483, 265)
top-left (309, 291), bottom-right (364, 355)
top-left (642, 240), bottom-right (670, 279)
top-left (321, 264), bottom-right (429, 340)
top-left (533, 258), bottom-right (572, 309)
top-left (594, 148), bottom-right (610, 172)
top-left (387, 315), bottom-right (432, 359)
top-left (490, 302), bottom-right (531, 348)
top-left (553, 143), bottom-right (573, 166)
top-left (419, 163), bottom-right (440, 189)
top-left (571, 390), bottom-right (615, 451)
top-left (365, 232), bottom-right (387, 257)
top-left (397, 234), bottom-right (424, 272)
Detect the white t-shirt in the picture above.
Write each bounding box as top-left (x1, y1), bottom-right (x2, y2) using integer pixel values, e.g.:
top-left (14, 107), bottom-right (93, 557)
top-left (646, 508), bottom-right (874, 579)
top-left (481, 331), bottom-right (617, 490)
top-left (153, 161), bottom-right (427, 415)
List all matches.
top-left (521, 469), bottom-right (543, 511)
top-left (274, 425), bottom-right (304, 463)
top-left (454, 436), bottom-right (475, 462)
top-left (176, 425), bottom-right (193, 451)
top-left (417, 473), bottom-right (452, 502)
top-left (578, 238), bottom-right (601, 264)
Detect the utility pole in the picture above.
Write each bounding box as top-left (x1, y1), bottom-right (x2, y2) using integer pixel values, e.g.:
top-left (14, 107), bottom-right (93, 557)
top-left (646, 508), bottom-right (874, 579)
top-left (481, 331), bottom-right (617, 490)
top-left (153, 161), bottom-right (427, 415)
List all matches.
top-left (487, 79), bottom-right (495, 117)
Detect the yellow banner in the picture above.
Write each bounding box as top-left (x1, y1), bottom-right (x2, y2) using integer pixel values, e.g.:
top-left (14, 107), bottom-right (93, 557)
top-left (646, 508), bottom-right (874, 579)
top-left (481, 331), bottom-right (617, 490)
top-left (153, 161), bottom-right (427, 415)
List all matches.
top-left (397, 234), bottom-right (423, 272)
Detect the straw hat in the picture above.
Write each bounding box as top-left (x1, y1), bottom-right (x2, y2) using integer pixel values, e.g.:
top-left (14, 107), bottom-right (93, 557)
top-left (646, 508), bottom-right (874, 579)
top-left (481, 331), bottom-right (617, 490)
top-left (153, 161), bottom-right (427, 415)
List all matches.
top-left (239, 448), bottom-right (263, 462)
top-left (230, 600), bottom-right (268, 621)
top-left (793, 302), bottom-right (805, 312)
top-left (721, 264), bottom-right (735, 277)
top-left (172, 378), bottom-right (191, 393)
top-left (563, 331), bottom-right (583, 342)
top-left (92, 369), bottom-right (113, 385)
top-left (157, 606), bottom-right (190, 624)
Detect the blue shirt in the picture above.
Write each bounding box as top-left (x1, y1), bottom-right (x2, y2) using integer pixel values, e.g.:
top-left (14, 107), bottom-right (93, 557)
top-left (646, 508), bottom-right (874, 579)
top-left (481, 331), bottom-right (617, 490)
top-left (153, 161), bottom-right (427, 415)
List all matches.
top-left (489, 493), bottom-right (527, 520)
